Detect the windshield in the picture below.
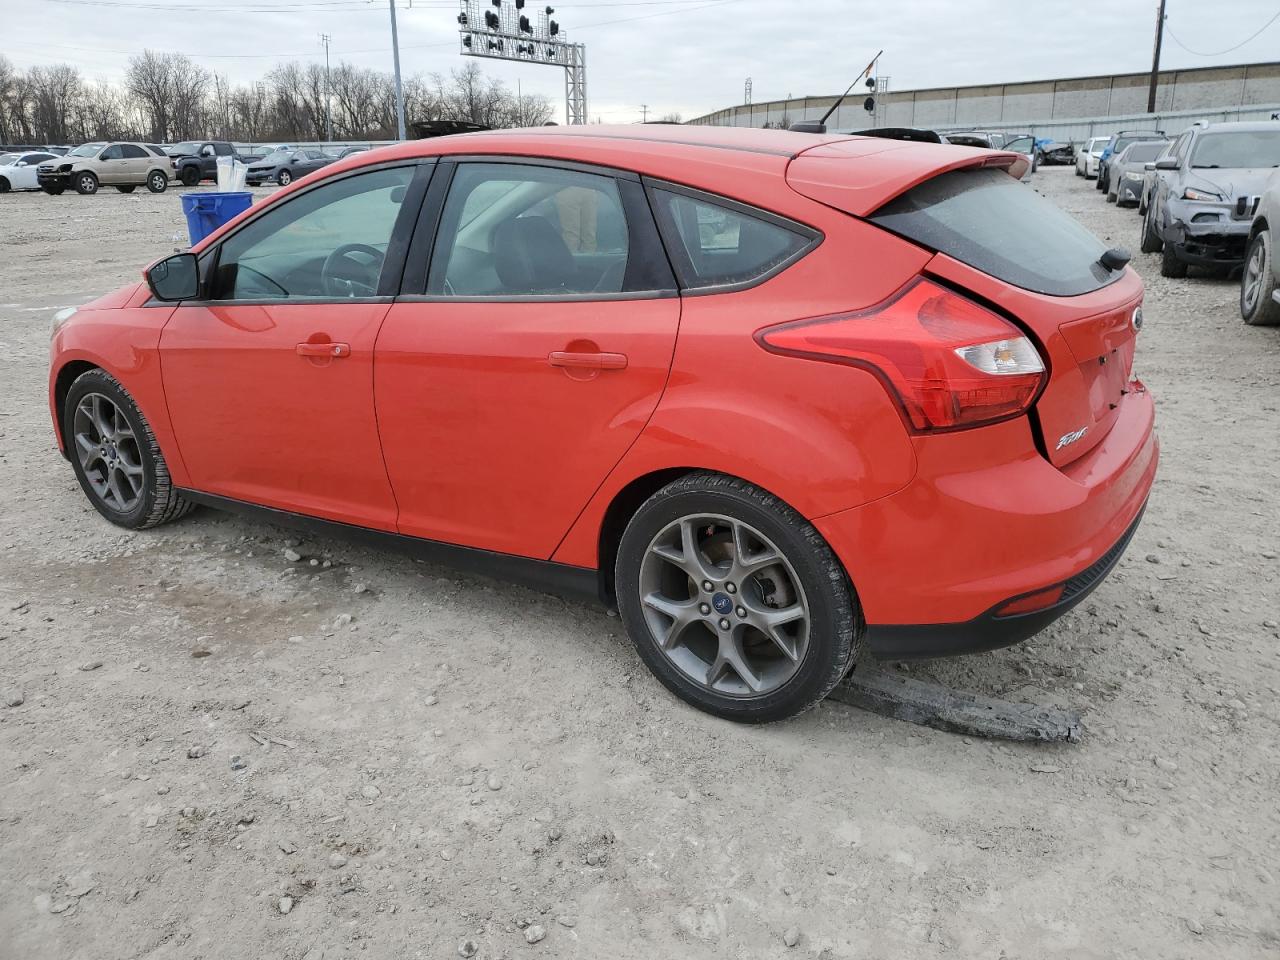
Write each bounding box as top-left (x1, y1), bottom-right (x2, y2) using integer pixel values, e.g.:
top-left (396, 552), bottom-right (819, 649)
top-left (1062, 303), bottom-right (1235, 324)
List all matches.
top-left (1124, 142), bottom-right (1167, 163)
top-left (871, 167), bottom-right (1113, 297)
top-left (68, 143), bottom-right (105, 158)
top-left (0, 154), bottom-right (17, 166)
top-left (1090, 139), bottom-right (1107, 154)
top-left (260, 149), bottom-right (292, 161)
top-left (1190, 130), bottom-right (1280, 169)
top-left (169, 142), bottom-right (200, 155)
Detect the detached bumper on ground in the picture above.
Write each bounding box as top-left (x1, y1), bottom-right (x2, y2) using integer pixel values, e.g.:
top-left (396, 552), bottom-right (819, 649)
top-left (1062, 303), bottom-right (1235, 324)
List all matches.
top-left (816, 388), bottom-right (1158, 658)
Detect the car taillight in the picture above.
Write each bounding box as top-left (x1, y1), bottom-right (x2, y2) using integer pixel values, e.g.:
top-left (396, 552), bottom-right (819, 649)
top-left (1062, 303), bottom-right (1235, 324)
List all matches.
top-left (757, 278), bottom-right (1047, 431)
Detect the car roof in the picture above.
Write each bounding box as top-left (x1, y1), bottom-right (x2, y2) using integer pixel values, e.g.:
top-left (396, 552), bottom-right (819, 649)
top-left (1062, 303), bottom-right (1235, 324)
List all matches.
top-left (1189, 120), bottom-right (1280, 134)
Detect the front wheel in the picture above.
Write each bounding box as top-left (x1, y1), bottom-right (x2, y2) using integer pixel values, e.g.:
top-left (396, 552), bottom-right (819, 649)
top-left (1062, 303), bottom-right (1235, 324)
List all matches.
top-left (64, 369), bottom-right (194, 530)
top-left (0, 177), bottom-right (9, 193)
top-left (615, 473), bottom-right (859, 723)
top-left (180, 167), bottom-right (200, 187)
top-left (1140, 205), bottom-right (1164, 253)
top-left (1241, 231), bottom-right (1280, 326)
top-left (74, 171), bottom-right (98, 195)
top-left (147, 170), bottom-right (168, 193)
top-left (276, 168), bottom-right (293, 186)
top-left (1161, 243), bottom-right (1188, 279)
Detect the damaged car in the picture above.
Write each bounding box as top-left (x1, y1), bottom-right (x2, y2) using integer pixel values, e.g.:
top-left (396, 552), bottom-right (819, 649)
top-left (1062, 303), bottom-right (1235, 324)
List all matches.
top-left (1141, 121), bottom-right (1280, 278)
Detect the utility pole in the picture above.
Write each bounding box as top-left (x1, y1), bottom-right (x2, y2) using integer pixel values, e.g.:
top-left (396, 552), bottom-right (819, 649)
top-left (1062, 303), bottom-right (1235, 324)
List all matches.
top-left (388, 0), bottom-right (407, 140)
top-left (640, 103), bottom-right (648, 123)
top-left (320, 33), bottom-right (333, 142)
top-left (1147, 0), bottom-right (1166, 114)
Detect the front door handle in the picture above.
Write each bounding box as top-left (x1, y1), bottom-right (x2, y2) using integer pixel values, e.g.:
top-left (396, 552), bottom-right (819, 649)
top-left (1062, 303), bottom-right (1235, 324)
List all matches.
top-left (296, 341), bottom-right (350, 358)
top-left (547, 350), bottom-right (628, 371)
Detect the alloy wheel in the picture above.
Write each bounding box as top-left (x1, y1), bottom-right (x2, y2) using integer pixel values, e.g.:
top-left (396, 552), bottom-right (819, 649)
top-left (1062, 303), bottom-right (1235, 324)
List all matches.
top-left (72, 392), bottom-right (143, 513)
top-left (1242, 238), bottom-right (1264, 315)
top-left (637, 513), bottom-right (810, 698)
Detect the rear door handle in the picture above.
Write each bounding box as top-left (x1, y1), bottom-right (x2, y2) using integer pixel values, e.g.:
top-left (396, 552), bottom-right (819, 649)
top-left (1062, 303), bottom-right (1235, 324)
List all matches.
top-left (547, 350), bottom-right (628, 370)
top-left (296, 341), bottom-right (350, 358)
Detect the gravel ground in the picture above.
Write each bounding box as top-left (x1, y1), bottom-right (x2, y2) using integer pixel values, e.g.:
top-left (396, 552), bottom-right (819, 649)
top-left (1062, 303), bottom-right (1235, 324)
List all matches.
top-left (2, 168), bottom-right (1278, 960)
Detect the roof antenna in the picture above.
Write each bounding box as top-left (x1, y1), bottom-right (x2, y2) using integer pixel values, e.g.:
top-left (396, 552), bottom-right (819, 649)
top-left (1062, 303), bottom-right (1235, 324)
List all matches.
top-left (789, 49), bottom-right (882, 135)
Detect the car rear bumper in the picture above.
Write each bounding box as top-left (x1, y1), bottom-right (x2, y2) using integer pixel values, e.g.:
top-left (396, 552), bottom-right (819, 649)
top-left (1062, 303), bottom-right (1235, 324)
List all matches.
top-left (813, 387), bottom-right (1158, 658)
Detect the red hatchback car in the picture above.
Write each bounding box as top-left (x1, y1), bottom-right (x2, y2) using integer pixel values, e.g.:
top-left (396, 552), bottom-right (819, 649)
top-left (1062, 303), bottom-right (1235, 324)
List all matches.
top-left (49, 125), bottom-right (1157, 722)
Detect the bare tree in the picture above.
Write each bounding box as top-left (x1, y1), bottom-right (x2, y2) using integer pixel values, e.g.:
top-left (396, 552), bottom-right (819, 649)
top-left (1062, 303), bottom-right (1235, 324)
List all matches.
top-left (27, 64), bottom-right (82, 144)
top-left (2, 53), bottom-right (548, 146)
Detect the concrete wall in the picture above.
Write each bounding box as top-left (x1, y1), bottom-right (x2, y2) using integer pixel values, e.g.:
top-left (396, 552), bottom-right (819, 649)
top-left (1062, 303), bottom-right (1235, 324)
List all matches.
top-left (689, 61), bottom-right (1280, 135)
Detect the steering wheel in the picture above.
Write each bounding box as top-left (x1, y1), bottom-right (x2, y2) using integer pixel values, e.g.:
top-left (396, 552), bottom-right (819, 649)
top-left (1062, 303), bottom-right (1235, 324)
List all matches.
top-left (322, 243), bottom-right (385, 298)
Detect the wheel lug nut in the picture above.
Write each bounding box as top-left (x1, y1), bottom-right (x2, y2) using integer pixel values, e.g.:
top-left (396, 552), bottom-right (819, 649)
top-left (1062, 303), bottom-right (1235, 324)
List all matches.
top-left (726, 582), bottom-right (736, 594)
top-left (702, 580), bottom-right (713, 592)
top-left (699, 603), bottom-right (710, 615)
top-left (718, 618), bottom-right (730, 630)
top-left (736, 606), bottom-right (746, 618)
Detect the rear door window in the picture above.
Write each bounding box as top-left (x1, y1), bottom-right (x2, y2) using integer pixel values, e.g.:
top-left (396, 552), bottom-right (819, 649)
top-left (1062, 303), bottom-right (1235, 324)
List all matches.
top-left (871, 167), bottom-right (1113, 297)
top-left (649, 186), bottom-right (818, 291)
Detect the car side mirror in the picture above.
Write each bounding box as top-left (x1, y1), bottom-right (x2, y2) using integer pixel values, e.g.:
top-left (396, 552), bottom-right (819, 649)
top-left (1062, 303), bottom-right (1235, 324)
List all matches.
top-left (291, 157), bottom-right (301, 164)
top-left (15, 160), bottom-right (27, 167)
top-left (146, 252), bottom-right (199, 302)
top-left (1155, 158), bottom-right (1179, 170)
top-left (1144, 162), bottom-right (1156, 171)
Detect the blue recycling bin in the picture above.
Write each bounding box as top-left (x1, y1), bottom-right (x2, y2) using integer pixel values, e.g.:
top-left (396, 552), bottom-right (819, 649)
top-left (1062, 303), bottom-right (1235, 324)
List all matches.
top-left (180, 191), bottom-right (253, 245)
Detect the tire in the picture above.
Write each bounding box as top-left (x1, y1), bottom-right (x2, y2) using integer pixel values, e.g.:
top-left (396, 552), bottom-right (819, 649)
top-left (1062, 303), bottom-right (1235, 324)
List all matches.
top-left (42, 184), bottom-right (65, 195)
top-left (147, 170), bottom-right (168, 193)
top-left (1106, 190), bottom-right (1117, 203)
top-left (115, 185), bottom-right (136, 193)
top-left (0, 177), bottom-right (9, 193)
top-left (180, 167), bottom-right (200, 187)
top-left (1140, 204), bottom-right (1164, 254)
top-left (1160, 243), bottom-right (1188, 279)
top-left (63, 369), bottom-right (195, 530)
top-left (1240, 230), bottom-right (1280, 326)
top-left (1096, 171), bottom-right (1106, 191)
top-left (74, 171), bottom-right (98, 195)
top-left (614, 472), bottom-right (859, 723)
top-left (276, 168), bottom-right (293, 186)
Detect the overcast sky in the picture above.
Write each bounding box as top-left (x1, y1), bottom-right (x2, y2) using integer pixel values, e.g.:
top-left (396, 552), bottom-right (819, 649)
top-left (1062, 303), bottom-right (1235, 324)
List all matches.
top-left (4, 0), bottom-right (1278, 124)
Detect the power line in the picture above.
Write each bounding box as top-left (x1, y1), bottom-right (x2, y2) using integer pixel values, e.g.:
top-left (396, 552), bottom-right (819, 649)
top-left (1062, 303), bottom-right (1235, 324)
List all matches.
top-left (1166, 9), bottom-right (1280, 57)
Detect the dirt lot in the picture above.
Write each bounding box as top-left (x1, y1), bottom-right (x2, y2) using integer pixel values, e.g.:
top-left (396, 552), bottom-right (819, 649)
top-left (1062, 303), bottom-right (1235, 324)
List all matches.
top-left (2, 168), bottom-right (1278, 960)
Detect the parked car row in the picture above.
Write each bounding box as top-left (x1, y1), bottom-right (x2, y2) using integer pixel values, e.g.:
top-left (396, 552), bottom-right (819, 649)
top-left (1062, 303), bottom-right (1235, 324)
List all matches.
top-left (0, 141), bottom-right (371, 194)
top-left (1080, 119), bottom-right (1280, 326)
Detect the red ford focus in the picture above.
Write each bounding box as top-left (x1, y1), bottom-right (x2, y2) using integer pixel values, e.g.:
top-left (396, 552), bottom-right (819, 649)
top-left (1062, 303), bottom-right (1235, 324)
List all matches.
top-left (49, 125), bottom-right (1157, 722)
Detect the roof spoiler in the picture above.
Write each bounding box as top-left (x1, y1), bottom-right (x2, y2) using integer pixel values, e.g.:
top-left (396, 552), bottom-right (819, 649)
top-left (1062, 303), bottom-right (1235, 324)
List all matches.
top-left (847, 127), bottom-right (942, 144)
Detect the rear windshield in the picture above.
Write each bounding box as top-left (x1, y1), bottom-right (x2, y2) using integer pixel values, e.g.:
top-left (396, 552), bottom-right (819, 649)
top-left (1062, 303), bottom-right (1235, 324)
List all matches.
top-left (1191, 130), bottom-right (1280, 169)
top-left (870, 167), bottom-right (1114, 297)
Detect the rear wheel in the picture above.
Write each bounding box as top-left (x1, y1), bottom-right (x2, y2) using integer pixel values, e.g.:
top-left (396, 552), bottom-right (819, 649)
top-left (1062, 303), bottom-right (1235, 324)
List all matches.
top-left (1161, 243), bottom-right (1188, 279)
top-left (615, 473), bottom-right (859, 723)
top-left (1241, 230), bottom-right (1280, 326)
top-left (74, 171), bottom-right (98, 195)
top-left (1140, 204), bottom-right (1164, 253)
top-left (115, 185), bottom-right (136, 193)
top-left (147, 170), bottom-right (168, 193)
top-left (64, 369), bottom-right (194, 530)
top-left (180, 167), bottom-right (200, 187)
